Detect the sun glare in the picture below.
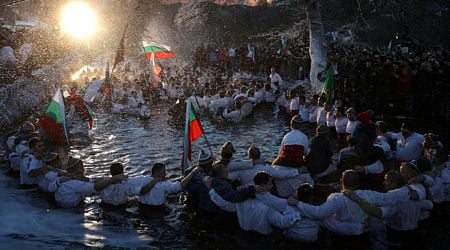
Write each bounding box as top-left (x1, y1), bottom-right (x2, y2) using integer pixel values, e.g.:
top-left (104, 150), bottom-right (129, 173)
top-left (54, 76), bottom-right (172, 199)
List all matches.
top-left (60, 2), bottom-right (97, 39)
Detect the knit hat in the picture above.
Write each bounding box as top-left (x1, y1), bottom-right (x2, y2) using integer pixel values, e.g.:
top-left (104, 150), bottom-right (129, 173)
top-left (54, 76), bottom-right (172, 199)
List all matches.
top-left (220, 141), bottom-right (236, 155)
top-left (316, 123), bottom-right (330, 135)
top-left (43, 152), bottom-right (59, 163)
top-left (291, 115), bottom-right (302, 124)
top-left (198, 151), bottom-right (213, 166)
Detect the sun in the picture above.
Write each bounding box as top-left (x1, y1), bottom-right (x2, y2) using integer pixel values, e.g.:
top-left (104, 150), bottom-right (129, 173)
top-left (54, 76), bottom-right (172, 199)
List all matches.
top-left (60, 2), bottom-right (97, 39)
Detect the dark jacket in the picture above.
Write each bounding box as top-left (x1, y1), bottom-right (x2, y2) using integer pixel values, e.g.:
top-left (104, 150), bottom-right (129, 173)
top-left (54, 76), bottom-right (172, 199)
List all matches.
top-left (211, 177), bottom-right (255, 202)
top-left (305, 135), bottom-right (333, 175)
top-left (185, 170), bottom-right (219, 213)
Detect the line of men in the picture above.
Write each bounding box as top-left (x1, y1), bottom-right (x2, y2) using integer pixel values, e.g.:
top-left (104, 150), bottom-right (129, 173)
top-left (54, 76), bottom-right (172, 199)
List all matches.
top-left (4, 115), bottom-right (450, 247)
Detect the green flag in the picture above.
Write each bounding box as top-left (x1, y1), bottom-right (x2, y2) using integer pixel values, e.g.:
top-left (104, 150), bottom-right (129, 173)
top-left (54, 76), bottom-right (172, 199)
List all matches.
top-left (320, 67), bottom-right (334, 103)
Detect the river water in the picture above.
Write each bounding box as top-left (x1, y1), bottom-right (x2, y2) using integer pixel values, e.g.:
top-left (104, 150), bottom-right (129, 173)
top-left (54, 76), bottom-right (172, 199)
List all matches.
top-left (1, 103), bottom-right (448, 249)
top-left (0, 104), bottom-right (303, 249)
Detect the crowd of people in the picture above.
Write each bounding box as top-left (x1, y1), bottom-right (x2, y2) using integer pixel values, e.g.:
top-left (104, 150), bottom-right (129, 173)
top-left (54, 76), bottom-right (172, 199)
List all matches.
top-left (3, 101), bottom-right (450, 247)
top-left (2, 26), bottom-right (450, 248)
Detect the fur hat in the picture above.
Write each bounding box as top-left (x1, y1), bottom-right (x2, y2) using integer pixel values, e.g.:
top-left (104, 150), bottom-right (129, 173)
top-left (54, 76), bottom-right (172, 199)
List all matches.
top-left (198, 151), bottom-right (213, 166)
top-left (220, 141), bottom-right (236, 155)
top-left (316, 123), bottom-right (330, 135)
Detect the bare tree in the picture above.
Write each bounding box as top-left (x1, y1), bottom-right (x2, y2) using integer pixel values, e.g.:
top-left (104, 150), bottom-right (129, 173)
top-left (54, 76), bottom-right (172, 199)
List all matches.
top-left (305, 0), bottom-right (326, 94)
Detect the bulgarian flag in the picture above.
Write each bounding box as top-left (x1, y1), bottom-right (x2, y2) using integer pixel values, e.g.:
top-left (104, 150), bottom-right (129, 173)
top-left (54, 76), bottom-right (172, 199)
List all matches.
top-left (182, 101), bottom-right (205, 173)
top-left (39, 88), bottom-right (69, 145)
top-left (143, 41), bottom-right (175, 59)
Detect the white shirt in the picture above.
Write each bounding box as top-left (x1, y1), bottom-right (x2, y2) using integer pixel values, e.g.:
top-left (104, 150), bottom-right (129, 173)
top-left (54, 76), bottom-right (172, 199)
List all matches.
top-left (391, 132), bottom-right (424, 161)
top-left (374, 135), bottom-right (393, 160)
top-left (345, 120), bottom-right (358, 134)
top-left (274, 166), bottom-right (314, 198)
top-left (8, 152), bottom-right (21, 171)
top-left (316, 107), bottom-right (327, 124)
top-left (209, 189), bottom-right (300, 235)
top-left (284, 218), bottom-right (320, 242)
top-left (382, 199), bottom-right (433, 231)
top-left (100, 180), bottom-right (140, 206)
top-left (129, 177), bottom-right (182, 206)
top-left (270, 73), bottom-right (283, 91)
top-left (55, 180), bottom-right (96, 208)
top-left (335, 117), bottom-right (348, 134)
top-left (128, 96), bottom-right (138, 109)
top-left (255, 192), bottom-right (289, 213)
top-left (20, 154), bottom-right (43, 185)
top-left (39, 171), bottom-right (59, 192)
top-left (299, 105), bottom-right (310, 122)
top-left (209, 97), bottom-right (228, 113)
top-left (278, 130), bottom-right (309, 156)
top-left (355, 186), bottom-right (411, 206)
top-left (289, 97), bottom-right (300, 111)
top-left (362, 160), bottom-right (384, 174)
top-left (308, 105), bottom-right (319, 123)
top-left (424, 175), bottom-right (444, 203)
top-left (237, 163), bottom-right (298, 186)
top-left (223, 109), bottom-right (243, 122)
top-left (254, 90), bottom-right (266, 104)
top-left (326, 111), bottom-right (336, 128)
top-left (439, 164), bottom-right (450, 202)
top-left (296, 193), bottom-right (368, 235)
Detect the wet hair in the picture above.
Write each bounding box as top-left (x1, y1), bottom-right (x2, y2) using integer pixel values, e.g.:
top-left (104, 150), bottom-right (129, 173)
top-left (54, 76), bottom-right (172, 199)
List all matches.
top-left (253, 172), bottom-right (272, 185)
top-left (151, 163), bottom-right (165, 175)
top-left (401, 120), bottom-right (416, 132)
top-left (110, 163), bottom-right (124, 176)
top-left (416, 157), bottom-right (432, 172)
top-left (297, 183), bottom-right (313, 203)
top-left (385, 170), bottom-right (405, 187)
top-left (28, 137), bottom-right (42, 149)
top-left (248, 146), bottom-right (261, 159)
top-left (211, 164), bottom-right (227, 178)
top-left (341, 170), bottom-right (360, 190)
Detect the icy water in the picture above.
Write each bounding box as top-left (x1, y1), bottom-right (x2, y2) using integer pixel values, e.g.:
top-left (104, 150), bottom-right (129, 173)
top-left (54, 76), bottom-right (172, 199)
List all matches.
top-left (1, 104), bottom-right (449, 249)
top-left (0, 104), bottom-right (301, 249)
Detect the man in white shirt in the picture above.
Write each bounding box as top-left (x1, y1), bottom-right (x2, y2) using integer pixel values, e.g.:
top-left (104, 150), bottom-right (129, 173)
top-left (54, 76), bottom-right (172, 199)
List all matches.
top-left (293, 170), bottom-right (416, 237)
top-left (54, 158), bottom-right (127, 208)
top-left (390, 121), bottom-right (424, 162)
top-left (346, 170), bottom-right (432, 249)
top-left (274, 115), bottom-right (309, 167)
top-left (20, 137), bottom-right (51, 187)
top-left (235, 146), bottom-right (298, 185)
top-left (345, 107), bottom-right (359, 135)
top-left (269, 67), bottom-right (282, 91)
top-left (129, 163), bottom-right (200, 207)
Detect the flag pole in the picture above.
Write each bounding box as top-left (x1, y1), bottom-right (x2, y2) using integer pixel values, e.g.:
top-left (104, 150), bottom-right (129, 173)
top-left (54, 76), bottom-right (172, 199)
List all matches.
top-left (59, 88), bottom-right (70, 147)
top-left (111, 24), bottom-right (128, 74)
top-left (182, 100), bottom-right (191, 175)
